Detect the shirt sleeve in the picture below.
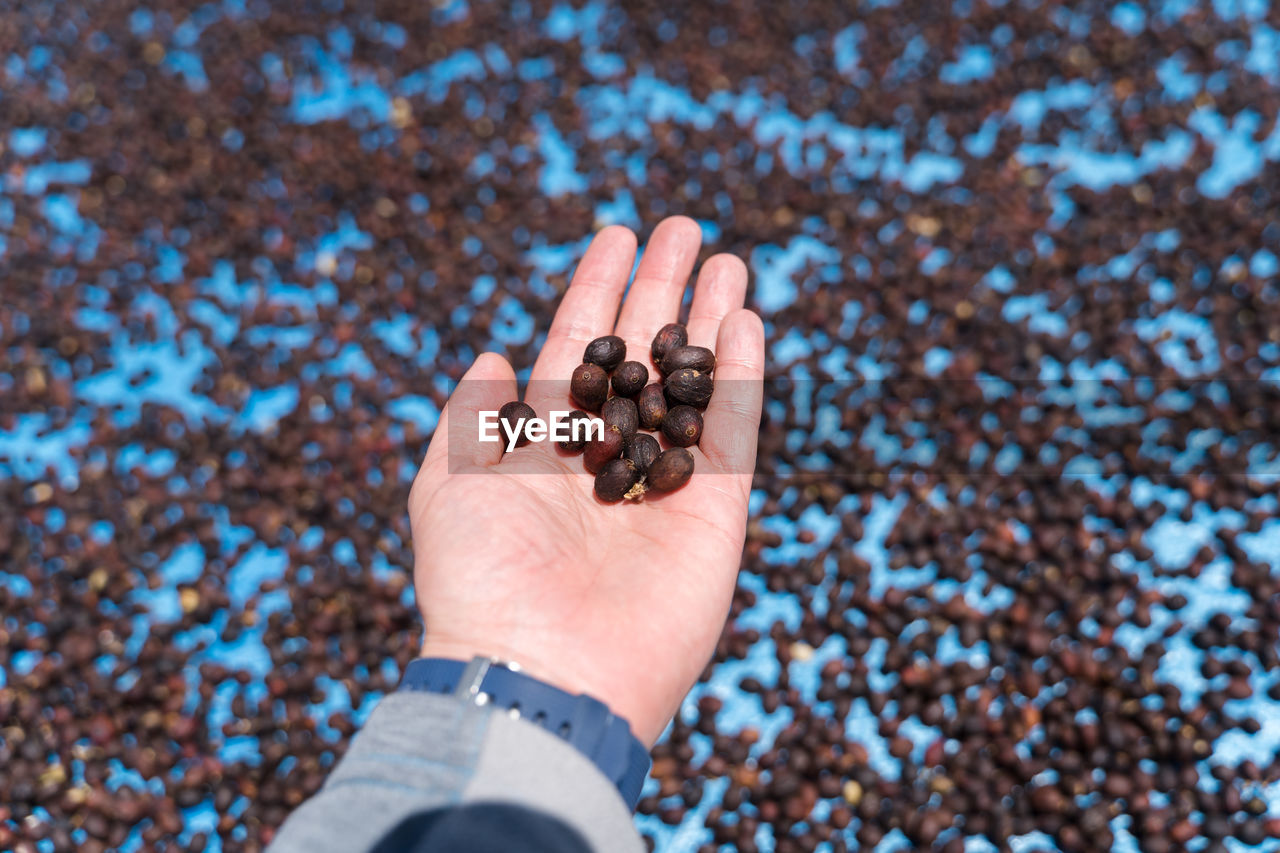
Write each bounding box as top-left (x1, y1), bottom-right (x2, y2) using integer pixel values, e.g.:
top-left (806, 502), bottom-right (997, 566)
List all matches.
top-left (266, 691), bottom-right (646, 853)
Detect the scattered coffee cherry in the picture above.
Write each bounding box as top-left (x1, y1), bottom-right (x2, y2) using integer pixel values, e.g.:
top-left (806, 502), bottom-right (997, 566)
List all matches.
top-left (612, 360), bottom-right (649, 397)
top-left (659, 345), bottom-right (715, 376)
top-left (602, 396), bottom-right (639, 444)
top-left (594, 458), bottom-right (640, 502)
top-left (664, 367), bottom-right (714, 409)
top-left (556, 410), bottom-right (593, 453)
top-left (583, 424), bottom-right (625, 474)
top-left (662, 405), bottom-right (704, 447)
top-left (570, 363), bottom-right (609, 411)
top-left (638, 383), bottom-right (668, 430)
top-left (647, 447), bottom-right (695, 492)
top-left (583, 335), bottom-right (626, 371)
top-left (22, 9), bottom-right (1280, 848)
top-left (498, 401), bottom-right (536, 448)
top-left (625, 433), bottom-right (661, 474)
top-left (650, 323), bottom-right (688, 365)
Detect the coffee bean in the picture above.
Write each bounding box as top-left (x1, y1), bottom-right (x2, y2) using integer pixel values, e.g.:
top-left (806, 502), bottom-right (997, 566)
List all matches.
top-left (583, 425), bottom-right (625, 474)
top-left (556, 410), bottom-right (594, 453)
top-left (659, 345), bottom-right (715, 376)
top-left (570, 363), bottom-right (610, 412)
top-left (661, 406), bottom-right (703, 447)
top-left (625, 434), bottom-right (662, 474)
top-left (497, 401), bottom-right (536, 448)
top-left (651, 323), bottom-right (689, 366)
top-left (602, 396), bottom-right (639, 444)
top-left (584, 336), bottom-right (626, 372)
top-left (664, 368), bottom-right (714, 409)
top-left (638, 383), bottom-right (668, 430)
top-left (647, 448), bottom-right (694, 492)
top-left (594, 458), bottom-right (641, 502)
top-left (612, 361), bottom-right (649, 397)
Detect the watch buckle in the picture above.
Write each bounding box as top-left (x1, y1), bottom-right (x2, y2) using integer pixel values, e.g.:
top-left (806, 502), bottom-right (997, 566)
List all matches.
top-left (453, 655), bottom-right (523, 710)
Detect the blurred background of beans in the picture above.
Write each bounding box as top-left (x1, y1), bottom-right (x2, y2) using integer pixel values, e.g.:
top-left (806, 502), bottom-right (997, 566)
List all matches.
top-left (3, 1), bottom-right (1280, 851)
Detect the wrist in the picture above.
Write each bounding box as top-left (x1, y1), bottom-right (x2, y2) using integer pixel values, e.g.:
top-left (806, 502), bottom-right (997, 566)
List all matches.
top-left (401, 651), bottom-right (652, 810)
top-left (418, 637), bottom-right (661, 745)
top-left (418, 637), bottom-right (591, 702)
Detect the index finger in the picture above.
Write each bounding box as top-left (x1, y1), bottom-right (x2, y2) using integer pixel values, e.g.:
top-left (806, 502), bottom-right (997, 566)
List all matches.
top-left (526, 226), bottom-right (637, 411)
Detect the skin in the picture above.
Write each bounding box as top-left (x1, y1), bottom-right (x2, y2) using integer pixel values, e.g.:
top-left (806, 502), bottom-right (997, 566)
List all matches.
top-left (408, 216), bottom-right (764, 745)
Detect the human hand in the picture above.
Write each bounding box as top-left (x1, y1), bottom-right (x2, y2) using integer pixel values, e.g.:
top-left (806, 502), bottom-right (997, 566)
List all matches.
top-left (407, 217), bottom-right (764, 745)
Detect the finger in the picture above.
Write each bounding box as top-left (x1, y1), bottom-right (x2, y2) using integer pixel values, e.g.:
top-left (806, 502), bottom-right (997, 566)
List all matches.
top-left (699, 309), bottom-right (765, 494)
top-left (420, 352), bottom-right (518, 477)
top-left (530, 226), bottom-right (636, 379)
top-left (613, 216), bottom-right (703, 359)
top-left (685, 253), bottom-right (749, 350)
top-left (527, 226), bottom-right (637, 408)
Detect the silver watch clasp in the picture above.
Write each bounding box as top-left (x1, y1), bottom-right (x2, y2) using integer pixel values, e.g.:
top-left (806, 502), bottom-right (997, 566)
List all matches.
top-left (453, 656), bottom-right (522, 716)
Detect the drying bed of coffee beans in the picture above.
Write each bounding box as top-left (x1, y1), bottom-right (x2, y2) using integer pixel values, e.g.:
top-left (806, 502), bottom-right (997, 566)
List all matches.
top-left (3, 1), bottom-right (1280, 851)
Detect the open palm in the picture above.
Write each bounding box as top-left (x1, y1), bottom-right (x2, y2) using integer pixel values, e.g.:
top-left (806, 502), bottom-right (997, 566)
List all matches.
top-left (408, 218), bottom-right (764, 744)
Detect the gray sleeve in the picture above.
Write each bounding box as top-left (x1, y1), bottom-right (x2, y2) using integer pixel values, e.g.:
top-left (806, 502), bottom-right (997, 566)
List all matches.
top-left (266, 692), bottom-right (645, 853)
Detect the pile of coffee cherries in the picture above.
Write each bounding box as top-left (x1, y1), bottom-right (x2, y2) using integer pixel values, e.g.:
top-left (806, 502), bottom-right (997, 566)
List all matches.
top-left (501, 323), bottom-right (714, 502)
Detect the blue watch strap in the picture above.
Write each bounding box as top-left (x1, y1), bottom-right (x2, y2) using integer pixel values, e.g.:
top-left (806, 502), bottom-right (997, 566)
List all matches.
top-left (398, 657), bottom-right (651, 811)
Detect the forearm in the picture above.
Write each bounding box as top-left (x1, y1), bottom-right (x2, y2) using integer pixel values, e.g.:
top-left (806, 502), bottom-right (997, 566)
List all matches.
top-left (267, 691), bottom-right (644, 853)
